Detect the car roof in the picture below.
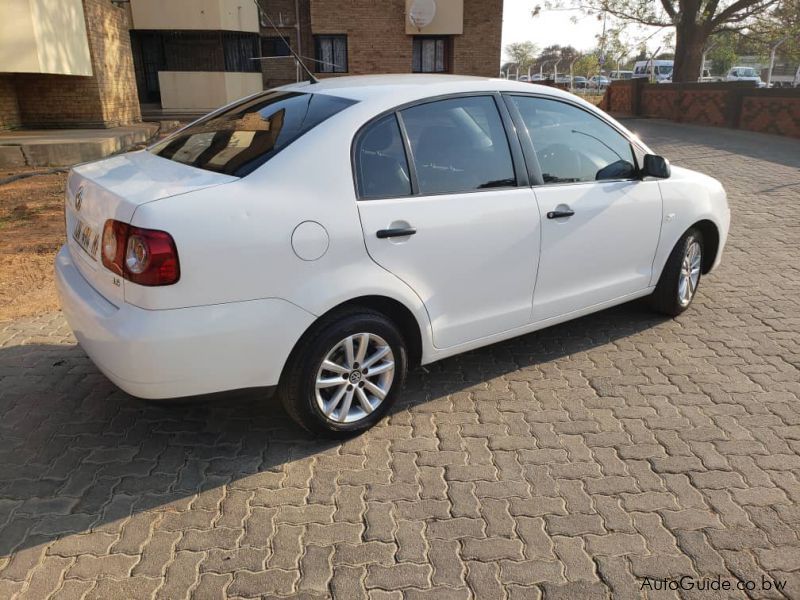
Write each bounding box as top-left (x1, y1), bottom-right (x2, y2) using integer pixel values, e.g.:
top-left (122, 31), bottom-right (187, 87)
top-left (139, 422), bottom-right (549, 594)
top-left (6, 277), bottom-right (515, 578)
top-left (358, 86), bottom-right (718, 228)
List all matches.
top-left (269, 74), bottom-right (648, 154)
top-left (277, 73), bottom-right (579, 105)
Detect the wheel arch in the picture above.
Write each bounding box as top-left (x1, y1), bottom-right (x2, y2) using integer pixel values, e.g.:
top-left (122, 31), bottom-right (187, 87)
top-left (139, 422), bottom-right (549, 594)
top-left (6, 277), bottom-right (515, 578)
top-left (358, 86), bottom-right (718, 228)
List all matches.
top-left (691, 219), bottom-right (720, 274)
top-left (280, 295), bottom-right (425, 389)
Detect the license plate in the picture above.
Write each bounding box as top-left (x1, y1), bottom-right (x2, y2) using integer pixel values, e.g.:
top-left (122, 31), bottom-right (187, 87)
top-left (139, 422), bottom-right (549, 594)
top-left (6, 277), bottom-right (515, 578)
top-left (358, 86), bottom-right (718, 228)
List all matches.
top-left (72, 218), bottom-right (99, 259)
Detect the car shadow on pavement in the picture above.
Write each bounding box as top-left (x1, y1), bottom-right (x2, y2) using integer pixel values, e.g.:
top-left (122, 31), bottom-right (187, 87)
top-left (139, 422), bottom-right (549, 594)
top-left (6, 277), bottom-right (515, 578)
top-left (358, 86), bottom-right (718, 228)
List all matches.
top-left (0, 299), bottom-right (669, 556)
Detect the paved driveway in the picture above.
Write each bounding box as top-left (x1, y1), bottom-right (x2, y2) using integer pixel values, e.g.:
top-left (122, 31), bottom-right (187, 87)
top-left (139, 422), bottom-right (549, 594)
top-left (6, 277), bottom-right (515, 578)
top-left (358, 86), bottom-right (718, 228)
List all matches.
top-left (1, 120), bottom-right (799, 600)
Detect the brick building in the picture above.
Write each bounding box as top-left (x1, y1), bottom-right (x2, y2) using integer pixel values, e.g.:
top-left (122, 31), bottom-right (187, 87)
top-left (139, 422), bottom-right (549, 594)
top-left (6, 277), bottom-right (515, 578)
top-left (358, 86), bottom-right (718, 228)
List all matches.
top-left (260, 0), bottom-right (504, 89)
top-left (126, 0), bottom-right (503, 112)
top-left (0, 0), bottom-right (141, 129)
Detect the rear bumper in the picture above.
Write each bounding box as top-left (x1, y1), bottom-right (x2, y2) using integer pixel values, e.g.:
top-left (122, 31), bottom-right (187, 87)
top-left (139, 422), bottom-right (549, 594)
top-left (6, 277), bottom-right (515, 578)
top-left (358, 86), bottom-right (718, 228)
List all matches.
top-left (55, 245), bottom-right (314, 399)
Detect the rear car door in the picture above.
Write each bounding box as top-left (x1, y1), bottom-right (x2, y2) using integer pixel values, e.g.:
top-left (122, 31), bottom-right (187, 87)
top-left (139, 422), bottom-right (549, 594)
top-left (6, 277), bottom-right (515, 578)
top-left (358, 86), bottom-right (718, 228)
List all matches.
top-left (506, 95), bottom-right (663, 322)
top-left (356, 94), bottom-right (541, 349)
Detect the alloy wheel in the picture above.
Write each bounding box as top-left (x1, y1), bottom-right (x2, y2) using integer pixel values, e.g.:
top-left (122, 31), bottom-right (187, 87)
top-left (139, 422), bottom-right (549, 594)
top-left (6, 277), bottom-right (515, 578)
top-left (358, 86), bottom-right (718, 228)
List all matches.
top-left (678, 239), bottom-right (702, 307)
top-left (314, 333), bottom-right (395, 423)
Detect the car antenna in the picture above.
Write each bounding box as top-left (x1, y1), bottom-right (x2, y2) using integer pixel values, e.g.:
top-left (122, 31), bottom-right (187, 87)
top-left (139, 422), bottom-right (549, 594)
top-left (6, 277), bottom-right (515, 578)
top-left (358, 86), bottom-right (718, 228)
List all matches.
top-left (253, 0), bottom-right (318, 84)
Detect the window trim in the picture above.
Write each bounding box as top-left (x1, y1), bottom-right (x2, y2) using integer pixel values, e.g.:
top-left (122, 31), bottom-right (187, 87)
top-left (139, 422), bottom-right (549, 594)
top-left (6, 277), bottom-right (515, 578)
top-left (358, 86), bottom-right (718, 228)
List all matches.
top-left (502, 93), bottom-right (644, 188)
top-left (351, 92), bottom-right (529, 201)
top-left (412, 36), bottom-right (450, 73)
top-left (314, 34), bottom-right (348, 73)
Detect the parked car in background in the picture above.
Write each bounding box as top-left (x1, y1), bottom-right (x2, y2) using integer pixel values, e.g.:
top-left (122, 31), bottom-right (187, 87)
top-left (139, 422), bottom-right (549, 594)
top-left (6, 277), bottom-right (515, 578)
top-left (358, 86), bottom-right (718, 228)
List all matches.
top-left (588, 75), bottom-right (611, 89)
top-left (610, 70), bottom-right (633, 80)
top-left (726, 66), bottom-right (766, 87)
top-left (518, 75), bottom-right (530, 82)
top-left (633, 60), bottom-right (673, 83)
top-left (530, 73), bottom-right (545, 82)
top-left (555, 75), bottom-right (571, 85)
top-left (571, 76), bottom-right (588, 89)
top-left (56, 74), bottom-right (730, 435)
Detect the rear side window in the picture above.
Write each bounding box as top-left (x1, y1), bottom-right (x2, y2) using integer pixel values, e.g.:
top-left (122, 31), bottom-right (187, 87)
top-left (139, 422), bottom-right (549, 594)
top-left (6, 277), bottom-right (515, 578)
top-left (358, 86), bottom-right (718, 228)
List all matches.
top-left (149, 91), bottom-right (356, 177)
top-left (355, 114), bottom-right (412, 199)
top-left (400, 96), bottom-right (516, 195)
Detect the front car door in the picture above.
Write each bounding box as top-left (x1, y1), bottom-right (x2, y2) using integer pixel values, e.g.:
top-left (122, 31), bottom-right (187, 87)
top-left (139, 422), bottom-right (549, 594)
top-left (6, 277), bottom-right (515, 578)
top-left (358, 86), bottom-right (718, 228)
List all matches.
top-left (505, 95), bottom-right (663, 323)
top-left (356, 94), bottom-right (541, 349)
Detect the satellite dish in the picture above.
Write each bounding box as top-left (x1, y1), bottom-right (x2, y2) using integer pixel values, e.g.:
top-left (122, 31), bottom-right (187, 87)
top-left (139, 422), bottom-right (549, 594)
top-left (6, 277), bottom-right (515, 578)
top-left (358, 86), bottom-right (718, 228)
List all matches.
top-left (408, 0), bottom-right (436, 30)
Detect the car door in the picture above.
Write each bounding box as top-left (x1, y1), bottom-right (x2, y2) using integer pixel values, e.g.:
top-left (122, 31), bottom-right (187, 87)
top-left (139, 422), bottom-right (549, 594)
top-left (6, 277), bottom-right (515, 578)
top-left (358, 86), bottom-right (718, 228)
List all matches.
top-left (506, 95), bottom-right (663, 323)
top-left (356, 94), bottom-right (541, 349)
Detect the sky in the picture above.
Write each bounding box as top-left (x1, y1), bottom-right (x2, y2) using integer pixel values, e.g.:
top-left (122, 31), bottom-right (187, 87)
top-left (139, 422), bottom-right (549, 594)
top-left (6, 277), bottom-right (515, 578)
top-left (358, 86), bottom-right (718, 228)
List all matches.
top-left (501, 0), bottom-right (672, 63)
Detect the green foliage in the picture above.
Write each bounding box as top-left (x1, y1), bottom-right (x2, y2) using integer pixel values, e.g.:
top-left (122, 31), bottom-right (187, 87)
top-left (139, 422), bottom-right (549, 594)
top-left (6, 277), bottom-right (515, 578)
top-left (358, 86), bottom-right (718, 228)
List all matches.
top-left (572, 54), bottom-right (601, 76)
top-left (505, 41), bottom-right (539, 70)
top-left (707, 33), bottom-right (739, 75)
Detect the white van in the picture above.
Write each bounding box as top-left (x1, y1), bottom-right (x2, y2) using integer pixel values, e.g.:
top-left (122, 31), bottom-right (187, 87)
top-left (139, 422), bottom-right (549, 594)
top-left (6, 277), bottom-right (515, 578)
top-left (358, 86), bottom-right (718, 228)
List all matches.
top-left (633, 60), bottom-right (673, 83)
top-left (726, 66), bottom-right (766, 88)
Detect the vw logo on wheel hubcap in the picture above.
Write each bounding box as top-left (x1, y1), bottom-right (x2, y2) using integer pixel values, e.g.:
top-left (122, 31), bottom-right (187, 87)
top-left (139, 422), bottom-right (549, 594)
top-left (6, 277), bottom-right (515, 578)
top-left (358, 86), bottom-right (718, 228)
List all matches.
top-left (349, 371), bottom-right (362, 384)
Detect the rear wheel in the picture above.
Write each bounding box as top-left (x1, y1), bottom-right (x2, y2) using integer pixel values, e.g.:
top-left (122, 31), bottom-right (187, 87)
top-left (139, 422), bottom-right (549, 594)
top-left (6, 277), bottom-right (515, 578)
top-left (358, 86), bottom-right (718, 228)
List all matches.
top-left (278, 309), bottom-right (407, 437)
top-left (650, 228), bottom-right (704, 316)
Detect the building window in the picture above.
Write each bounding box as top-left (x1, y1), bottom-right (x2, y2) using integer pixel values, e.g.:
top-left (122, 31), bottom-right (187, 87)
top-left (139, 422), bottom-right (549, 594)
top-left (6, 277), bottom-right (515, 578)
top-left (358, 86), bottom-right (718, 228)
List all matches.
top-left (314, 35), bottom-right (348, 73)
top-left (223, 32), bottom-right (261, 72)
top-left (262, 36), bottom-right (292, 57)
top-left (412, 36), bottom-right (449, 73)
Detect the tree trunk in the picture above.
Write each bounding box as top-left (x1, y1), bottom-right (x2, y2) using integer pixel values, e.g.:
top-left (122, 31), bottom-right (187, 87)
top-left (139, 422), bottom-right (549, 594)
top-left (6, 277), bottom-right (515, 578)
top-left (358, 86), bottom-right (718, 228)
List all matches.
top-left (672, 18), bottom-right (709, 83)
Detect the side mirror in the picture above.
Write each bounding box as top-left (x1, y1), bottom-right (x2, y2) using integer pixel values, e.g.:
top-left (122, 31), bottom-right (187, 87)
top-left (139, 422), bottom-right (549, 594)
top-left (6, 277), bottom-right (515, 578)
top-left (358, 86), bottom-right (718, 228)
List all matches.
top-left (642, 154), bottom-right (671, 179)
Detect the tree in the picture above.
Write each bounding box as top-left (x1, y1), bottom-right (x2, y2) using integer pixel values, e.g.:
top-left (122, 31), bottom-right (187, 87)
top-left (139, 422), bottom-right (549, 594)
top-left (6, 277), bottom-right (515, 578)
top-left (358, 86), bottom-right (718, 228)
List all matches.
top-left (534, 44), bottom-right (580, 75)
top-left (706, 32), bottom-right (739, 74)
top-left (573, 53), bottom-right (601, 76)
top-left (505, 41), bottom-right (539, 73)
top-left (536, 0), bottom-right (786, 82)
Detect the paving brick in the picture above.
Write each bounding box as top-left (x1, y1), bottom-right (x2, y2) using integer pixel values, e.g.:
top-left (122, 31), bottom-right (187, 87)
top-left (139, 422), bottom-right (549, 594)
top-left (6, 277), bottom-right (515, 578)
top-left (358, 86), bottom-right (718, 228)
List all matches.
top-left (428, 538), bottom-right (464, 588)
top-left (365, 563), bottom-right (431, 591)
top-left (584, 533), bottom-right (647, 556)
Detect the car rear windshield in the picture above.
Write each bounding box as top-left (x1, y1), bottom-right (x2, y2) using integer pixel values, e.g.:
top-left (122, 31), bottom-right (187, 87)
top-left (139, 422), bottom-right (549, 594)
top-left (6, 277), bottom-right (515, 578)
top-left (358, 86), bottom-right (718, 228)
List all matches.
top-left (149, 91), bottom-right (357, 177)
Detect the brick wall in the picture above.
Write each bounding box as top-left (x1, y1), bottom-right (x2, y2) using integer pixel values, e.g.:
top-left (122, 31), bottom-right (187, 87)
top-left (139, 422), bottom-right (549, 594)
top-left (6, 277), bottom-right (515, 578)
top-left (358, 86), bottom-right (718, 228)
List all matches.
top-left (13, 0), bottom-right (141, 128)
top-left (601, 80), bottom-right (800, 138)
top-left (259, 0), bottom-right (314, 89)
top-left (310, 0), bottom-right (502, 78)
top-left (455, 0), bottom-right (503, 77)
top-left (0, 76), bottom-right (21, 130)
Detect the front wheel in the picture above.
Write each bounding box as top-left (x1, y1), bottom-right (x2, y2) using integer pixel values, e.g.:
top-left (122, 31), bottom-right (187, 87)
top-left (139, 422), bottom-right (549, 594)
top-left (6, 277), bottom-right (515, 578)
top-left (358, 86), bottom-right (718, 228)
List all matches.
top-left (650, 228), bottom-right (704, 316)
top-left (278, 309), bottom-right (408, 437)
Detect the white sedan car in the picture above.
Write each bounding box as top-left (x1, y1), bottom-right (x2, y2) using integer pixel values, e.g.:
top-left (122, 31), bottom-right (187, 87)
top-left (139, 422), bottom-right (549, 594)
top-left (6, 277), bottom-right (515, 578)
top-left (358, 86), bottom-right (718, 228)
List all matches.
top-left (56, 75), bottom-right (730, 435)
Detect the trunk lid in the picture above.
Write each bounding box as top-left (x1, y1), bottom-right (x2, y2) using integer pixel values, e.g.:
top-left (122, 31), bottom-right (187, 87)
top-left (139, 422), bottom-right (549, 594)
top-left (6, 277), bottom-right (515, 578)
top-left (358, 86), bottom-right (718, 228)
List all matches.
top-left (65, 150), bottom-right (237, 304)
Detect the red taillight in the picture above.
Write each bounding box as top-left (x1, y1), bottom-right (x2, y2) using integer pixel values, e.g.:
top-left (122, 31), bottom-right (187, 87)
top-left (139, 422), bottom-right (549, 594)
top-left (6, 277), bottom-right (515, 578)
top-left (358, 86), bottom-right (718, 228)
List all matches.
top-left (101, 220), bottom-right (180, 286)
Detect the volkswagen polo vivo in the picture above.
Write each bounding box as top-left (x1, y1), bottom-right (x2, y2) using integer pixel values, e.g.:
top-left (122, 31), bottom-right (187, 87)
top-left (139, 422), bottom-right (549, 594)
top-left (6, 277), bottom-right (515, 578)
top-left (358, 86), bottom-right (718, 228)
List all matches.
top-left (56, 75), bottom-right (730, 435)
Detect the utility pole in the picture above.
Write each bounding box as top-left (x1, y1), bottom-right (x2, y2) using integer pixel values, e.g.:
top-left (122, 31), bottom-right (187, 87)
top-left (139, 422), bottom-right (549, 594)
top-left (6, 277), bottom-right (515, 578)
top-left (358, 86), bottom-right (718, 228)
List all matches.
top-left (553, 58), bottom-right (562, 82)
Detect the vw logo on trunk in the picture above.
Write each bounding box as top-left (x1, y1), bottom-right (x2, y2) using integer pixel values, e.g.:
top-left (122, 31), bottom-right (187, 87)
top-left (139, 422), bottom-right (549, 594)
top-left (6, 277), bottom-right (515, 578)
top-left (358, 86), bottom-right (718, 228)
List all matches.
top-left (75, 186), bottom-right (85, 211)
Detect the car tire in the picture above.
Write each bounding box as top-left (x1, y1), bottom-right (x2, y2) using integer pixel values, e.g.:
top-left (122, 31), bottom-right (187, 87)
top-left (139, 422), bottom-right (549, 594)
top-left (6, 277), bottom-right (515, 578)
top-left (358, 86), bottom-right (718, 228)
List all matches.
top-left (278, 308), bottom-right (408, 437)
top-left (650, 228), bottom-right (704, 317)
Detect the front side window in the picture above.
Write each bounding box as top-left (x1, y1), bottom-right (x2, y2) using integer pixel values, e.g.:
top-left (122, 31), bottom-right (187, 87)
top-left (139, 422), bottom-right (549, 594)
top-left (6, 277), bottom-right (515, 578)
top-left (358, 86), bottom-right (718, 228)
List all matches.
top-left (412, 37), bottom-right (449, 73)
top-left (355, 115), bottom-right (412, 199)
top-left (314, 35), bottom-right (348, 73)
top-left (400, 96), bottom-right (516, 195)
top-left (510, 96), bottom-right (636, 184)
top-left (150, 91), bottom-right (356, 177)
